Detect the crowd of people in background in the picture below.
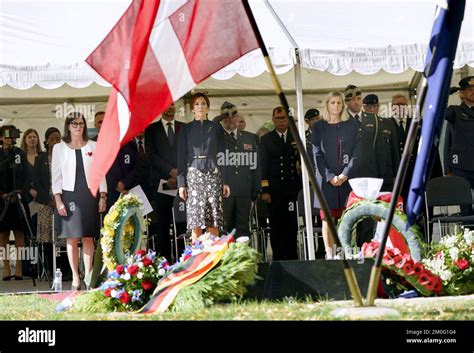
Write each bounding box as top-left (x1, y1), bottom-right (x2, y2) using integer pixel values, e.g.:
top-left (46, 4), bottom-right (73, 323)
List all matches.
top-left (1, 76), bottom-right (473, 284)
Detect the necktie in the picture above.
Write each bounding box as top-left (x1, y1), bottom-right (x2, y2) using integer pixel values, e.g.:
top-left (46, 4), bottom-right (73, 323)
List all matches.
top-left (399, 119), bottom-right (405, 131)
top-left (281, 133), bottom-right (285, 143)
top-left (138, 139), bottom-right (145, 160)
top-left (167, 122), bottom-right (174, 146)
top-left (230, 131), bottom-right (236, 140)
top-left (355, 114), bottom-right (360, 122)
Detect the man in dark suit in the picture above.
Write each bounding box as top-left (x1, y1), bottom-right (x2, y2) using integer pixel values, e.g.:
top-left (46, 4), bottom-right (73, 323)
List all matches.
top-left (345, 86), bottom-right (399, 246)
top-left (91, 111), bottom-right (141, 210)
top-left (214, 101), bottom-right (261, 239)
top-left (304, 108), bottom-right (321, 171)
top-left (444, 76), bottom-right (474, 216)
top-left (260, 106), bottom-right (302, 260)
top-left (145, 103), bottom-right (184, 260)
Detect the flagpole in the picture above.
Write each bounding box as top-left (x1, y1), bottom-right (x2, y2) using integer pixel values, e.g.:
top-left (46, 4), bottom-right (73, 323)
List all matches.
top-left (242, 0), bottom-right (364, 307)
top-left (366, 78), bottom-right (428, 305)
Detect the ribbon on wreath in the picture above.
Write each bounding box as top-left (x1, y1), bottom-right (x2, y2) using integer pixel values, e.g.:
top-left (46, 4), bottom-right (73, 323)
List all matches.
top-left (346, 191), bottom-right (410, 256)
top-left (139, 235), bottom-right (233, 314)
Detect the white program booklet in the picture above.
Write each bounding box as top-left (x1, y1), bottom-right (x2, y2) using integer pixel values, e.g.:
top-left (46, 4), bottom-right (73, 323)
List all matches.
top-left (157, 179), bottom-right (178, 197)
top-left (128, 185), bottom-right (153, 215)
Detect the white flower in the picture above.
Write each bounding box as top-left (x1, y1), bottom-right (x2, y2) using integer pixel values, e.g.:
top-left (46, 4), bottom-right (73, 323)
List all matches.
top-left (122, 273), bottom-right (131, 281)
top-left (158, 268), bottom-right (165, 276)
top-left (137, 272), bottom-right (143, 279)
top-left (440, 270), bottom-right (452, 282)
top-left (137, 262), bottom-right (144, 268)
top-left (449, 247), bottom-right (459, 261)
top-left (111, 289), bottom-right (118, 298)
top-left (441, 235), bottom-right (457, 248)
top-left (464, 229), bottom-right (473, 245)
top-left (236, 236), bottom-right (250, 243)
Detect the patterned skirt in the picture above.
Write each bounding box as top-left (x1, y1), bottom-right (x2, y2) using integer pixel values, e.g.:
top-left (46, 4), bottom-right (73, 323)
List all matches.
top-left (186, 167), bottom-right (225, 230)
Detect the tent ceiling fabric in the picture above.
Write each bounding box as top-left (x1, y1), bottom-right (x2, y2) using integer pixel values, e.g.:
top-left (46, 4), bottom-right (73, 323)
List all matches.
top-left (1, 0), bottom-right (473, 89)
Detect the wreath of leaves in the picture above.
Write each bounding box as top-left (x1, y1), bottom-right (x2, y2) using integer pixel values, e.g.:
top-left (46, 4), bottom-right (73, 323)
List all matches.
top-left (100, 193), bottom-right (145, 271)
top-left (337, 199), bottom-right (425, 260)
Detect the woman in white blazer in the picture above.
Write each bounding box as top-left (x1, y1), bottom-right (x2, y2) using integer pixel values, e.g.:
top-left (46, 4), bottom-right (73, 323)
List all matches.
top-left (52, 112), bottom-right (107, 290)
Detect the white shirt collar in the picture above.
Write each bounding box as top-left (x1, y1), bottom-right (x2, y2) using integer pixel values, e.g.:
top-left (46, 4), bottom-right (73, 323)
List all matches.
top-left (161, 118), bottom-right (174, 129)
top-left (225, 128), bottom-right (238, 136)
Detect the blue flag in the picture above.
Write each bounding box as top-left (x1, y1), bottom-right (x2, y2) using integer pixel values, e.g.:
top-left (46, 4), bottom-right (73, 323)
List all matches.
top-left (406, 0), bottom-right (466, 226)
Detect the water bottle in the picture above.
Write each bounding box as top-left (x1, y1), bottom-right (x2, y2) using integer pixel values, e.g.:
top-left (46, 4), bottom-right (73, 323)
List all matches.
top-left (54, 268), bottom-right (62, 292)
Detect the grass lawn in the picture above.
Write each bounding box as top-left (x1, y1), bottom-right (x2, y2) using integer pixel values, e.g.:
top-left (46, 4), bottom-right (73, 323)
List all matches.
top-left (0, 293), bottom-right (473, 320)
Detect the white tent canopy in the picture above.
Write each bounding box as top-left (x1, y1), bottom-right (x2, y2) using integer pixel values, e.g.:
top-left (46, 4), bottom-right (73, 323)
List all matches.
top-left (1, 0), bottom-right (473, 133)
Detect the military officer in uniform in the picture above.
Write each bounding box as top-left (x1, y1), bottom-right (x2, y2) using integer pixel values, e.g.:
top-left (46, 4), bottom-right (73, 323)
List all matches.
top-left (345, 85), bottom-right (399, 245)
top-left (444, 76), bottom-right (474, 216)
top-left (214, 101), bottom-right (261, 238)
top-left (260, 106), bottom-right (302, 260)
top-left (362, 94), bottom-right (400, 191)
top-left (304, 108), bottom-right (321, 171)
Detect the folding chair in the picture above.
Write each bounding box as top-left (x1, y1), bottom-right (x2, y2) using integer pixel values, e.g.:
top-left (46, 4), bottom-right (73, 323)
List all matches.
top-left (171, 196), bottom-right (188, 263)
top-left (424, 176), bottom-right (474, 243)
top-left (296, 189), bottom-right (323, 260)
top-left (249, 197), bottom-right (272, 261)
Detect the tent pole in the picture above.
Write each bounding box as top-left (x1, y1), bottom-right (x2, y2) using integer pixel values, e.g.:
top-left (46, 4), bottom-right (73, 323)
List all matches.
top-left (245, 0), bottom-right (364, 306)
top-left (294, 51), bottom-right (316, 260)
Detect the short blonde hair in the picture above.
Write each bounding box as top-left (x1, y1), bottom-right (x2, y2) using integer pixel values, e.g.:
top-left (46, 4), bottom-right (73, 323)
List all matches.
top-left (322, 92), bottom-right (349, 122)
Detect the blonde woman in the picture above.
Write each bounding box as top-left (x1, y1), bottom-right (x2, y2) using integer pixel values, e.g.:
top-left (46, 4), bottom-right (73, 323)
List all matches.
top-left (311, 92), bottom-right (359, 259)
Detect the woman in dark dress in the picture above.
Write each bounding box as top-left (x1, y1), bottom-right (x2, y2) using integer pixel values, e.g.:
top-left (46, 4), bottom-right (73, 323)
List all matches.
top-left (0, 125), bottom-right (30, 280)
top-left (52, 113), bottom-right (107, 290)
top-left (177, 93), bottom-right (230, 242)
top-left (312, 92), bottom-right (359, 259)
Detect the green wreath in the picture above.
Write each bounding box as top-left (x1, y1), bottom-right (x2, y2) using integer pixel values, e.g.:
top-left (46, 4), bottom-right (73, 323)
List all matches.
top-left (101, 193), bottom-right (145, 271)
top-left (337, 200), bottom-right (425, 261)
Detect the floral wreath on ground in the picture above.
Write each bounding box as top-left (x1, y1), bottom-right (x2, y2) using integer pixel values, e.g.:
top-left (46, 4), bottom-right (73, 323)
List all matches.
top-left (100, 193), bottom-right (145, 271)
top-left (71, 234), bottom-right (261, 313)
top-left (423, 228), bottom-right (474, 296)
top-left (362, 241), bottom-right (443, 297)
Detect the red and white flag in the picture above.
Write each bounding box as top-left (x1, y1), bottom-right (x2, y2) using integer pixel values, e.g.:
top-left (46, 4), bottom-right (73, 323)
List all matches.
top-left (86, 0), bottom-right (259, 194)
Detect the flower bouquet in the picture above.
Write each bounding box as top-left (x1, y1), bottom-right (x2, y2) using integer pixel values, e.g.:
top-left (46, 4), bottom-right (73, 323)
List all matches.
top-left (423, 228), bottom-right (474, 295)
top-left (362, 241), bottom-right (443, 297)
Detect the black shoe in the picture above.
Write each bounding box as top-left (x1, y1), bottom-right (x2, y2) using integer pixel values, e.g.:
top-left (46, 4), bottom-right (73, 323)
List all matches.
top-left (14, 276), bottom-right (24, 280)
top-left (2, 275), bottom-right (14, 281)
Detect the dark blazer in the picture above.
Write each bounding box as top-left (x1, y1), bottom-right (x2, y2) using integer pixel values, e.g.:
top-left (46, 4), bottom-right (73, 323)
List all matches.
top-left (177, 119), bottom-right (228, 188)
top-left (444, 103), bottom-right (474, 172)
top-left (352, 112), bottom-right (399, 191)
top-left (312, 118), bottom-right (359, 209)
top-left (145, 119), bottom-right (184, 189)
top-left (106, 140), bottom-right (141, 209)
top-left (33, 152), bottom-right (52, 205)
top-left (390, 117), bottom-right (412, 158)
top-left (260, 130), bottom-right (302, 194)
top-left (220, 130), bottom-right (261, 199)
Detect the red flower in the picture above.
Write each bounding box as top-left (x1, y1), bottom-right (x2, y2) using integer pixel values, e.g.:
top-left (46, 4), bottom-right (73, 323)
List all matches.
top-left (86, 151), bottom-right (93, 157)
top-left (386, 247), bottom-right (401, 257)
top-left (116, 265), bottom-right (124, 274)
top-left (456, 258), bottom-right (470, 270)
top-left (142, 257), bottom-right (153, 267)
top-left (412, 262), bottom-right (424, 277)
top-left (393, 255), bottom-right (407, 269)
top-left (433, 277), bottom-right (443, 294)
top-left (417, 271), bottom-right (431, 286)
top-left (383, 254), bottom-right (395, 266)
top-left (119, 291), bottom-right (130, 304)
top-left (402, 262), bottom-right (415, 276)
top-left (141, 280), bottom-right (153, 291)
top-left (128, 264), bottom-right (139, 275)
top-left (135, 250), bottom-right (146, 257)
top-left (104, 288), bottom-right (112, 297)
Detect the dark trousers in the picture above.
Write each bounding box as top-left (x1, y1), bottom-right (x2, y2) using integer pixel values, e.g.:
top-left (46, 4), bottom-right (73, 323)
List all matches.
top-left (223, 196), bottom-right (252, 237)
top-left (153, 192), bottom-right (174, 261)
top-left (268, 189), bottom-right (299, 261)
top-left (452, 168), bottom-right (474, 216)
